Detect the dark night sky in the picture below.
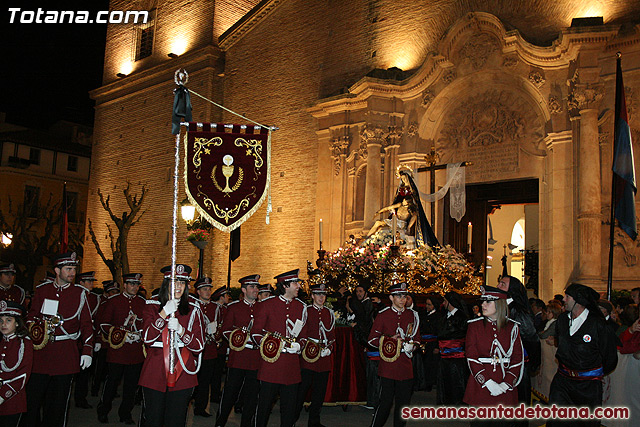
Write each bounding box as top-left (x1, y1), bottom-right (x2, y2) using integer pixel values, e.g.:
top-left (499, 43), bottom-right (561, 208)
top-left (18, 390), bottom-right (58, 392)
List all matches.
top-left (1, 0), bottom-right (110, 129)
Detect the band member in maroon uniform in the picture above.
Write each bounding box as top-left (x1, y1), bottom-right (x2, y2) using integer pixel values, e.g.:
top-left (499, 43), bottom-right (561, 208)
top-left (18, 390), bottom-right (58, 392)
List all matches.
top-left (192, 277), bottom-right (218, 417)
top-left (0, 264), bottom-right (25, 305)
top-left (294, 274), bottom-right (335, 427)
top-left (139, 264), bottom-right (204, 427)
top-left (0, 301), bottom-right (33, 427)
top-left (74, 271), bottom-right (100, 409)
top-left (253, 269), bottom-right (308, 427)
top-left (257, 283), bottom-right (272, 301)
top-left (368, 281), bottom-right (419, 427)
top-left (97, 273), bottom-right (145, 424)
top-left (91, 280), bottom-right (119, 397)
top-left (216, 274), bottom-right (261, 426)
top-left (210, 286), bottom-right (230, 404)
top-left (23, 252), bottom-right (94, 426)
top-left (464, 286), bottom-right (524, 425)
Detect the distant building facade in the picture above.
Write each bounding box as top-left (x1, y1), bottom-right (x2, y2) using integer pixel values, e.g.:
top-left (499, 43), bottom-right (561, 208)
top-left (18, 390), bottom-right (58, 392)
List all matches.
top-left (0, 114), bottom-right (91, 289)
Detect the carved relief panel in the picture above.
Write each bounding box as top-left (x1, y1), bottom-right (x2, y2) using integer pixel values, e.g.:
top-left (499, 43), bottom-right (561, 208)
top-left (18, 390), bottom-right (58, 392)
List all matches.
top-left (436, 88), bottom-right (544, 183)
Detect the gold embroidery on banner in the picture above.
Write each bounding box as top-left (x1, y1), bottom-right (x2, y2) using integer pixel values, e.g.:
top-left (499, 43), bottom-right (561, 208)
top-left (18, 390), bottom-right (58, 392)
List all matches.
top-left (193, 136), bottom-right (223, 179)
top-left (197, 184), bottom-right (257, 224)
top-left (211, 165), bottom-right (244, 197)
top-left (234, 138), bottom-right (263, 168)
top-left (235, 138), bottom-right (264, 181)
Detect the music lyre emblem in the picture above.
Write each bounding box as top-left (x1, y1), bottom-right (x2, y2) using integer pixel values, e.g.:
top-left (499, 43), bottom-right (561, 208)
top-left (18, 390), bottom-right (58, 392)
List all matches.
top-left (212, 154), bottom-right (244, 197)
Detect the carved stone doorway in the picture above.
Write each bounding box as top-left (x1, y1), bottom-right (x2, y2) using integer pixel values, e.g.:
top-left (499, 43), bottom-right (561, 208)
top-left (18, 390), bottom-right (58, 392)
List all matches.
top-left (444, 178), bottom-right (539, 285)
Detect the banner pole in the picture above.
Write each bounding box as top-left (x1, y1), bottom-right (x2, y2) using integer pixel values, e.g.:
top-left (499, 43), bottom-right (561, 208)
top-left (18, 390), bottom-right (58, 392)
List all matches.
top-left (227, 232), bottom-right (232, 290)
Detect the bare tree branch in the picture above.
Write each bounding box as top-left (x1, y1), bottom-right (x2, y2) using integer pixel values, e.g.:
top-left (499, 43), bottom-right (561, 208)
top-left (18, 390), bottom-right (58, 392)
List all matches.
top-left (88, 219), bottom-right (115, 278)
top-left (87, 183), bottom-right (149, 285)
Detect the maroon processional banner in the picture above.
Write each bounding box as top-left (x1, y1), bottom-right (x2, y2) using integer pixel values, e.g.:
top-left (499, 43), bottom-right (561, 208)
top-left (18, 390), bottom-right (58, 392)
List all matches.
top-left (183, 122), bottom-right (271, 232)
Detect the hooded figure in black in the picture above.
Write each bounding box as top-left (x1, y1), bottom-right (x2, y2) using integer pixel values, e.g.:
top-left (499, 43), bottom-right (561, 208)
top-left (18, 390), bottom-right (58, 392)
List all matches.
top-left (499, 275), bottom-right (540, 420)
top-left (547, 283), bottom-right (618, 427)
top-left (436, 291), bottom-right (469, 404)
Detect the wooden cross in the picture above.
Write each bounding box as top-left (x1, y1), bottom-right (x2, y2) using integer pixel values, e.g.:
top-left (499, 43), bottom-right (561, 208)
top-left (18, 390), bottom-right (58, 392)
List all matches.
top-left (416, 149), bottom-right (471, 223)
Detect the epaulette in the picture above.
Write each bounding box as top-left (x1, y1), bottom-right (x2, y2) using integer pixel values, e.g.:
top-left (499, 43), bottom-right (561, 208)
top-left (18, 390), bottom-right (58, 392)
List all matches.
top-left (468, 317), bottom-right (484, 323)
top-left (75, 284), bottom-right (89, 292)
top-left (378, 306), bottom-right (390, 314)
top-left (135, 295), bottom-right (146, 302)
top-left (507, 317), bottom-right (521, 325)
top-left (227, 300), bottom-right (240, 307)
top-left (36, 280), bottom-right (53, 288)
top-left (261, 295), bottom-right (275, 302)
top-left (189, 299), bottom-right (200, 308)
top-left (146, 299), bottom-right (161, 305)
top-left (107, 293), bottom-right (119, 300)
top-left (295, 298), bottom-right (305, 305)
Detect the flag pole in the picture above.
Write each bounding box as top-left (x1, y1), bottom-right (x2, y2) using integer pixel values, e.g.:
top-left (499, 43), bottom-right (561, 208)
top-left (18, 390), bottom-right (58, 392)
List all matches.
top-left (607, 54), bottom-right (623, 301)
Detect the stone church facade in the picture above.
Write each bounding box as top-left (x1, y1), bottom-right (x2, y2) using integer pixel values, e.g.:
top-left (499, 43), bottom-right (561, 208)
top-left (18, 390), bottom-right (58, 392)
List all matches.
top-left (87, 0), bottom-right (640, 298)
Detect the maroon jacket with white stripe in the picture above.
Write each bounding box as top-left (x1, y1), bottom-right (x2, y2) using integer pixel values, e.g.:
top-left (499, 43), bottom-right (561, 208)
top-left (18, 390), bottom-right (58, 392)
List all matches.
top-left (138, 296), bottom-right (204, 392)
top-left (368, 305), bottom-right (419, 381)
top-left (0, 334), bottom-right (33, 415)
top-left (27, 282), bottom-right (94, 375)
top-left (222, 298), bottom-right (260, 370)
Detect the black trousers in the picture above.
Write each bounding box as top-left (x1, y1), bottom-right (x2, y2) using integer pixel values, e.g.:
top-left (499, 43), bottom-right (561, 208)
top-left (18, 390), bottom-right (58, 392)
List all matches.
top-left (436, 358), bottom-right (468, 405)
top-left (0, 414), bottom-right (22, 427)
top-left (547, 373), bottom-right (602, 427)
top-left (22, 372), bottom-right (73, 427)
top-left (193, 358), bottom-right (215, 412)
top-left (140, 386), bottom-right (193, 427)
top-left (211, 353), bottom-right (226, 401)
top-left (97, 362), bottom-right (142, 420)
top-left (74, 361), bottom-right (93, 404)
top-left (365, 356), bottom-right (381, 407)
top-left (216, 367), bottom-right (259, 427)
top-left (91, 348), bottom-right (108, 396)
top-left (371, 377), bottom-right (413, 427)
top-left (294, 369), bottom-right (329, 427)
top-left (256, 381), bottom-right (299, 427)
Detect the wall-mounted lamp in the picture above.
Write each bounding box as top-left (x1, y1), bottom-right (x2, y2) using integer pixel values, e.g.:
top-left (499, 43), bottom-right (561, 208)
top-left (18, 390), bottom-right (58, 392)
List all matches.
top-left (180, 198), bottom-right (196, 224)
top-left (168, 53), bottom-right (179, 59)
top-left (116, 73), bottom-right (128, 78)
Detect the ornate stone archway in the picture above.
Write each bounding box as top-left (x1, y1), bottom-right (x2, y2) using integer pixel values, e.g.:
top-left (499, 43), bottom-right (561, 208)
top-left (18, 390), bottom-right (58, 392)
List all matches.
top-left (309, 12), bottom-right (638, 298)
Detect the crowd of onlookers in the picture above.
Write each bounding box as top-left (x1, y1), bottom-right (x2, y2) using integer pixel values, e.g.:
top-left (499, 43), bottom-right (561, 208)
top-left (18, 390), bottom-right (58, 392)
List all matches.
top-left (528, 287), bottom-right (640, 355)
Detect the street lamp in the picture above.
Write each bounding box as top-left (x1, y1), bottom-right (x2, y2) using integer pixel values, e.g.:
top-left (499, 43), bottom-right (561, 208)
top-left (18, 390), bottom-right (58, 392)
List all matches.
top-left (180, 198), bottom-right (196, 224)
top-left (180, 198), bottom-right (207, 279)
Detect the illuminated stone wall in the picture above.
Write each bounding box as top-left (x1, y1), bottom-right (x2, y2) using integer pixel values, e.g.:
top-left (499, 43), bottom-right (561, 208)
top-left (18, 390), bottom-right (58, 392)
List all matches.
top-left (88, 0), bottom-right (640, 296)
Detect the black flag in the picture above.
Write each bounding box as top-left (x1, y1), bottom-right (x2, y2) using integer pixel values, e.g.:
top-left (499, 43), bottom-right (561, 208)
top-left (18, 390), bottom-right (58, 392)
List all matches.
top-left (230, 227), bottom-right (241, 261)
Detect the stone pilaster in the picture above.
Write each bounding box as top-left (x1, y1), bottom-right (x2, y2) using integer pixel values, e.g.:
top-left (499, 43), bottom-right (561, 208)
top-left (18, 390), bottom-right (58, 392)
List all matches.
top-left (572, 83), bottom-right (604, 284)
top-left (361, 124), bottom-right (385, 229)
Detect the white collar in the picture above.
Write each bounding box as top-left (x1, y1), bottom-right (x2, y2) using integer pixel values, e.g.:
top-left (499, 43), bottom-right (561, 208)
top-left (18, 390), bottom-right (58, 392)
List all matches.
top-left (428, 309), bottom-right (435, 315)
top-left (543, 318), bottom-right (556, 331)
top-left (54, 280), bottom-right (70, 289)
top-left (447, 307), bottom-right (458, 318)
top-left (3, 333), bottom-right (16, 341)
top-left (123, 292), bottom-right (135, 299)
top-left (391, 305), bottom-right (405, 314)
top-left (243, 298), bottom-right (255, 307)
top-left (569, 307), bottom-right (589, 336)
top-left (279, 295), bottom-right (292, 303)
top-left (313, 303), bottom-right (324, 311)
